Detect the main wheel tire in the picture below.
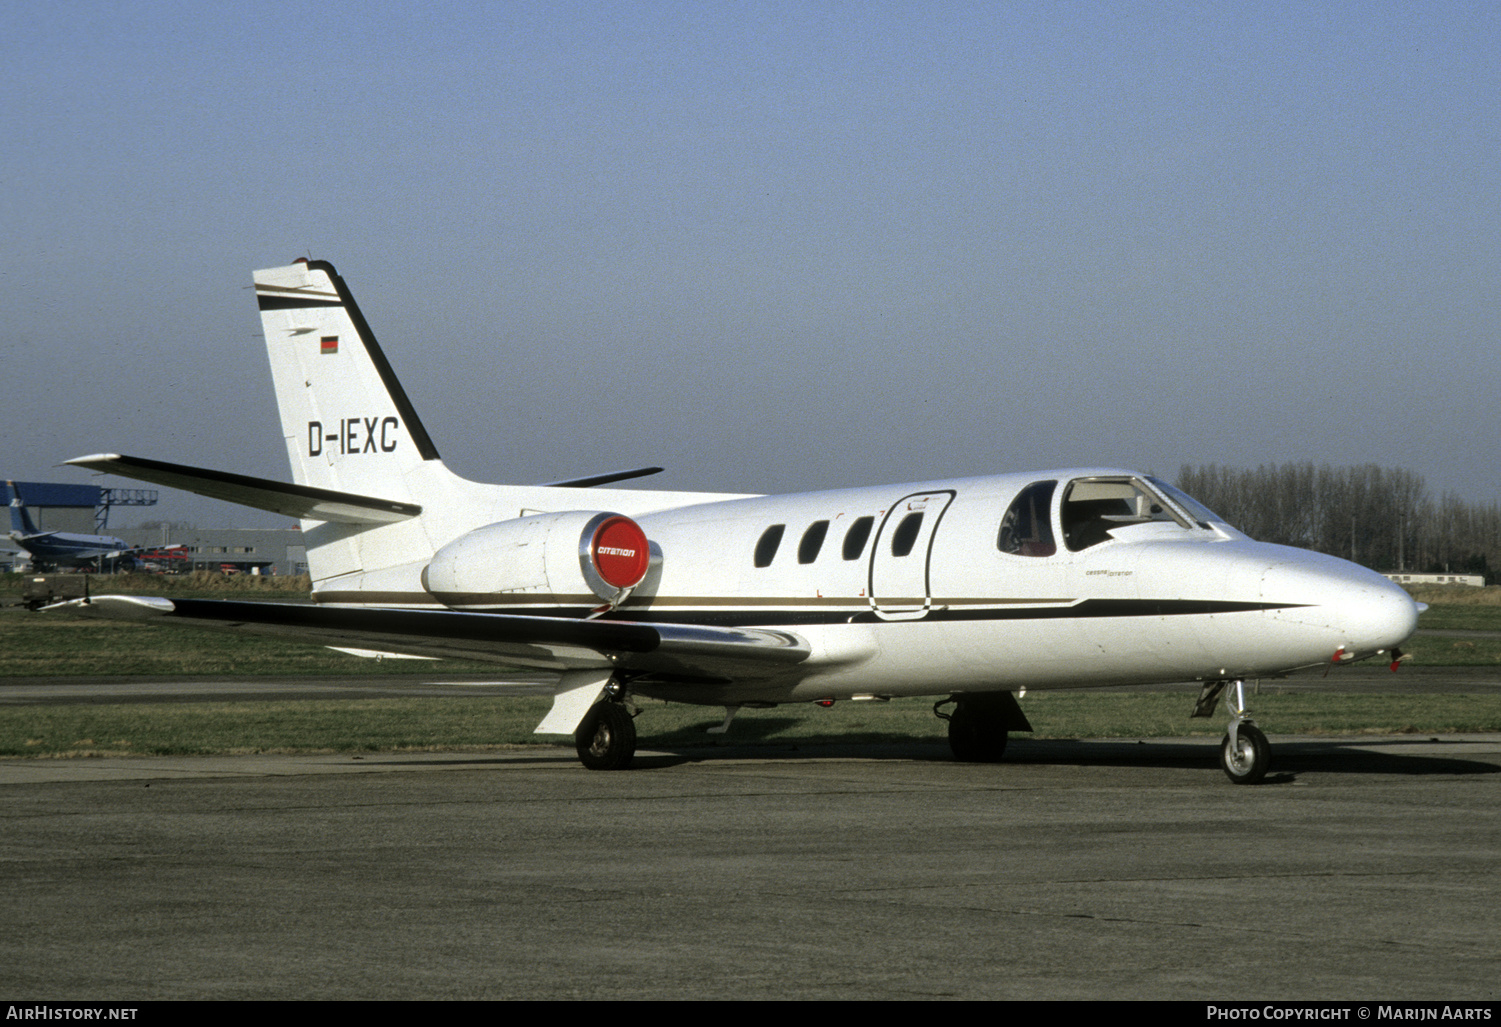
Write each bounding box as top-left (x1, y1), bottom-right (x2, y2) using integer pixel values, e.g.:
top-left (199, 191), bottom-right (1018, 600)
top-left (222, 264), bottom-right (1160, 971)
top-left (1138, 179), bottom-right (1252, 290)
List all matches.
top-left (948, 713), bottom-right (1009, 763)
top-left (575, 702), bottom-right (636, 771)
top-left (1221, 723), bottom-right (1270, 785)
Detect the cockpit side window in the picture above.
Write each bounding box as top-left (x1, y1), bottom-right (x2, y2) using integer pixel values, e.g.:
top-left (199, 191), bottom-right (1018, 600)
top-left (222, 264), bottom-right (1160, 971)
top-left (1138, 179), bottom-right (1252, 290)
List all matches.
top-left (1061, 477), bottom-right (1194, 552)
top-left (997, 480), bottom-right (1058, 557)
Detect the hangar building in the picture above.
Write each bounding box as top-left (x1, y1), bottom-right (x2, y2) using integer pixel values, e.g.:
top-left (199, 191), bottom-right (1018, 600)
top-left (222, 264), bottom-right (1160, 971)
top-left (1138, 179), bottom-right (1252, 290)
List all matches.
top-left (114, 525), bottom-right (307, 577)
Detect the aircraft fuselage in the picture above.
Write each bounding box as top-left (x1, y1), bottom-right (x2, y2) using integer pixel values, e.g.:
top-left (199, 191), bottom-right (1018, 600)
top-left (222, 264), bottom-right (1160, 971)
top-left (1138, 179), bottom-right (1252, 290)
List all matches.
top-left (321, 468), bottom-right (1417, 707)
top-left (8, 530), bottom-right (130, 563)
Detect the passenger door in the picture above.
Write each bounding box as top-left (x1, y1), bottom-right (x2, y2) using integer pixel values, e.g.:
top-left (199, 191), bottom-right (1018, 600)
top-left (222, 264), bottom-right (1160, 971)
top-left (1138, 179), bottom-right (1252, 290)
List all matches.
top-left (868, 491), bottom-right (955, 620)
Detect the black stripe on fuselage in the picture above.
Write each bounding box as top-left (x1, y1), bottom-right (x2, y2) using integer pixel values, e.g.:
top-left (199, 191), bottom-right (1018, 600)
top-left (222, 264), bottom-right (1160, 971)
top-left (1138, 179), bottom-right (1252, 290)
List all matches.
top-left (657, 598), bottom-right (1296, 627)
top-left (313, 595), bottom-right (1304, 628)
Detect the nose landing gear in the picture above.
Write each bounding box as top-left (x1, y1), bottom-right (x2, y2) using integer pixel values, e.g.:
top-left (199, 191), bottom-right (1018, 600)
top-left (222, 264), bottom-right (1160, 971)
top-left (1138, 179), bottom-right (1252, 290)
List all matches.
top-left (1195, 678), bottom-right (1271, 784)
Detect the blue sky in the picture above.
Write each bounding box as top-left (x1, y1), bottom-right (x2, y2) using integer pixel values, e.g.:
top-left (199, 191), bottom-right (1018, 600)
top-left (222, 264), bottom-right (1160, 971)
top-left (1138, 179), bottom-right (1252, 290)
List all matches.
top-left (4, 1), bottom-right (1497, 526)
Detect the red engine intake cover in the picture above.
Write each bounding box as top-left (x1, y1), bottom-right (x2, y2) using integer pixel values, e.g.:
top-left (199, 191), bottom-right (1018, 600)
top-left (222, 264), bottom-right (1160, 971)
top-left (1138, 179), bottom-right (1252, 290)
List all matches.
top-left (589, 515), bottom-right (651, 590)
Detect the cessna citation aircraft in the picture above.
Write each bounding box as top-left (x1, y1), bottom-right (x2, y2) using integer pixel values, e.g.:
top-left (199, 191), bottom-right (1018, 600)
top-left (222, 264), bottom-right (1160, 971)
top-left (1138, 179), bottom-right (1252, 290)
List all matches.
top-left (58, 259), bottom-right (1421, 782)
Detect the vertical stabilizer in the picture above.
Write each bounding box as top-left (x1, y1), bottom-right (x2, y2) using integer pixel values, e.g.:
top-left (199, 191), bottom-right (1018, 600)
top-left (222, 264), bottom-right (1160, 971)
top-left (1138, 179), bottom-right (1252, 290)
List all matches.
top-left (254, 260), bottom-right (441, 501)
top-left (7, 482), bottom-right (40, 536)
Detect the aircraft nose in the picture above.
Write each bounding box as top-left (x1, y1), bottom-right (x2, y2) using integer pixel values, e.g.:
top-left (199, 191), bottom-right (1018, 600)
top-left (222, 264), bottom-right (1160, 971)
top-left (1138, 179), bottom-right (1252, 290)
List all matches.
top-left (1261, 553), bottom-right (1420, 657)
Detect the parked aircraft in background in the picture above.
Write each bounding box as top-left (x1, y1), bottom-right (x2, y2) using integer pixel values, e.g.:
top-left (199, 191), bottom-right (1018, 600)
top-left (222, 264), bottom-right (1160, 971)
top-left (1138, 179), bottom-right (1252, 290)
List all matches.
top-left (5, 481), bottom-right (168, 570)
top-left (58, 259), bottom-right (1421, 781)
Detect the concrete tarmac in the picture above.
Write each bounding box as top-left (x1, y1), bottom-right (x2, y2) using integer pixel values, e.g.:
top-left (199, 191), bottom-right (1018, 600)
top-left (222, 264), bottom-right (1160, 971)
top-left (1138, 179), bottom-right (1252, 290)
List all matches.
top-left (3, 733), bottom-right (1499, 1000)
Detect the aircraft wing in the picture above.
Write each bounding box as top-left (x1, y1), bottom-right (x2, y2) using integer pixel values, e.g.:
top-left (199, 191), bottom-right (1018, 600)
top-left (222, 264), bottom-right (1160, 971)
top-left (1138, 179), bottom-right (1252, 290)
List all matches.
top-left (49, 596), bottom-right (811, 681)
top-left (109, 543), bottom-right (186, 557)
top-left (64, 454), bottom-right (420, 525)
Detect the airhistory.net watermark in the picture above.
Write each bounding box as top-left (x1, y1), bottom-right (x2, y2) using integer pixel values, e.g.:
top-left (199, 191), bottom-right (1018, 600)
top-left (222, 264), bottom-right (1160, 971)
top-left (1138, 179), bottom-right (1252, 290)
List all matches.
top-left (6, 1009), bottom-right (137, 1021)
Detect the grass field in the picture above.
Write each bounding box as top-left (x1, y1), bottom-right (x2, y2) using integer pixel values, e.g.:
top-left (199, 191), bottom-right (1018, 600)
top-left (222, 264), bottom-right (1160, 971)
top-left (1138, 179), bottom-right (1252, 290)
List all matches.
top-left (6, 690), bottom-right (1499, 759)
top-left (1, 570), bottom-right (315, 600)
top-left (3, 575), bottom-right (1498, 758)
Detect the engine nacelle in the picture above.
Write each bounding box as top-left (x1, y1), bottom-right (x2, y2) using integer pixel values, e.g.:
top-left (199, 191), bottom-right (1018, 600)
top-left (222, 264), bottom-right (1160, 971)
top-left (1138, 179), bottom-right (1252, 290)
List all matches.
top-left (421, 510), bottom-right (656, 609)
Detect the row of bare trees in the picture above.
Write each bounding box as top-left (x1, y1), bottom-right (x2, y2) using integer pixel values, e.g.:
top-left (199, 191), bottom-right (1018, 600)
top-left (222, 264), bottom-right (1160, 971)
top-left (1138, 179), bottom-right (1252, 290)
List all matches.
top-left (1174, 463), bottom-right (1501, 582)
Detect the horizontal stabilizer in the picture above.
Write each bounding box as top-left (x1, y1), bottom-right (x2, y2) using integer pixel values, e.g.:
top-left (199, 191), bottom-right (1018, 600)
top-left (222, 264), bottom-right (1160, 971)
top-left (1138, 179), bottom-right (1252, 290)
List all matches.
top-left (542, 466), bottom-right (665, 489)
top-left (49, 596), bottom-right (811, 680)
top-left (64, 454), bottom-right (421, 525)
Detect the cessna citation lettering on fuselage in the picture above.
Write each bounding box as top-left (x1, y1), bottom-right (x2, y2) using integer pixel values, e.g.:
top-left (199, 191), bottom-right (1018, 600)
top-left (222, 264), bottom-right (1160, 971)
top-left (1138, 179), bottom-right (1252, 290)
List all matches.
top-left (57, 258), bottom-right (1422, 779)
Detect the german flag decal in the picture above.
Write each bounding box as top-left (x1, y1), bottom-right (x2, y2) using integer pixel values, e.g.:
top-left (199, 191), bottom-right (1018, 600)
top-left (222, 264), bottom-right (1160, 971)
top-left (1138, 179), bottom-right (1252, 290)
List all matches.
top-left (320, 336), bottom-right (338, 355)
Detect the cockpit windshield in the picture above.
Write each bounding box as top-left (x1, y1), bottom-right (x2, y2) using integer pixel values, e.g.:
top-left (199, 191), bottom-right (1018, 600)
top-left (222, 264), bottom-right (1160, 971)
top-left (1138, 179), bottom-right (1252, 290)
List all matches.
top-left (998, 475), bottom-right (1229, 557)
top-left (1144, 477), bottom-right (1230, 528)
top-left (1061, 476), bottom-right (1218, 552)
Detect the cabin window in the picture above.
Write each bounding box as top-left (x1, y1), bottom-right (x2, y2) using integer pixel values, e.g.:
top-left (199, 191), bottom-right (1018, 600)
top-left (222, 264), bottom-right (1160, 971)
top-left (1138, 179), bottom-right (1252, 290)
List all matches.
top-left (842, 516), bottom-right (874, 560)
top-left (754, 524), bottom-right (786, 567)
top-left (998, 480), bottom-right (1057, 557)
top-left (1061, 476), bottom-right (1194, 552)
top-left (890, 512), bottom-right (924, 557)
top-left (798, 521), bottom-right (829, 564)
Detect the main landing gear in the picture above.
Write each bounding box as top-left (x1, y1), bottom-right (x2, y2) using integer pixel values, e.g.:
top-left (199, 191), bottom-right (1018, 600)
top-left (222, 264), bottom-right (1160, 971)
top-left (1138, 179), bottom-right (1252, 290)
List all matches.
top-left (935, 692), bottom-right (1034, 763)
top-left (1194, 678), bottom-right (1271, 785)
top-left (575, 699), bottom-right (637, 771)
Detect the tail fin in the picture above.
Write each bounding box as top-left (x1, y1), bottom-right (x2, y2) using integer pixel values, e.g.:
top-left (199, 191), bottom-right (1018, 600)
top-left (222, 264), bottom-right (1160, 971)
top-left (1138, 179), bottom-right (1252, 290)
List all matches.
top-left (254, 260), bottom-right (443, 500)
top-left (7, 481), bottom-right (40, 535)
top-left (71, 260), bottom-right (733, 599)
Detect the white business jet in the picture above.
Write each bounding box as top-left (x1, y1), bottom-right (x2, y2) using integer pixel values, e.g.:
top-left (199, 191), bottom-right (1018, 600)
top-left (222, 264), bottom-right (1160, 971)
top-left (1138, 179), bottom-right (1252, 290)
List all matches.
top-left (60, 259), bottom-right (1421, 781)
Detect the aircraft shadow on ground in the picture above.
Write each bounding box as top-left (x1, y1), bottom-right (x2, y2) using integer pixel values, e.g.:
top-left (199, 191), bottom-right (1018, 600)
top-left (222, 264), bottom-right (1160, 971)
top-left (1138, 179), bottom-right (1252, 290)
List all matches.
top-left (994, 737), bottom-right (1501, 781)
top-left (627, 732), bottom-right (1501, 779)
top-left (1249, 738), bottom-right (1501, 779)
top-left (347, 721), bottom-right (1501, 779)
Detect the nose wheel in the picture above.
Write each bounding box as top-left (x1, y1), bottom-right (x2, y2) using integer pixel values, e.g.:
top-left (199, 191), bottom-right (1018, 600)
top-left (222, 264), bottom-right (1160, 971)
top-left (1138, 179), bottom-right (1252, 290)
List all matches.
top-left (1221, 721), bottom-right (1270, 784)
top-left (1207, 678), bottom-right (1271, 785)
